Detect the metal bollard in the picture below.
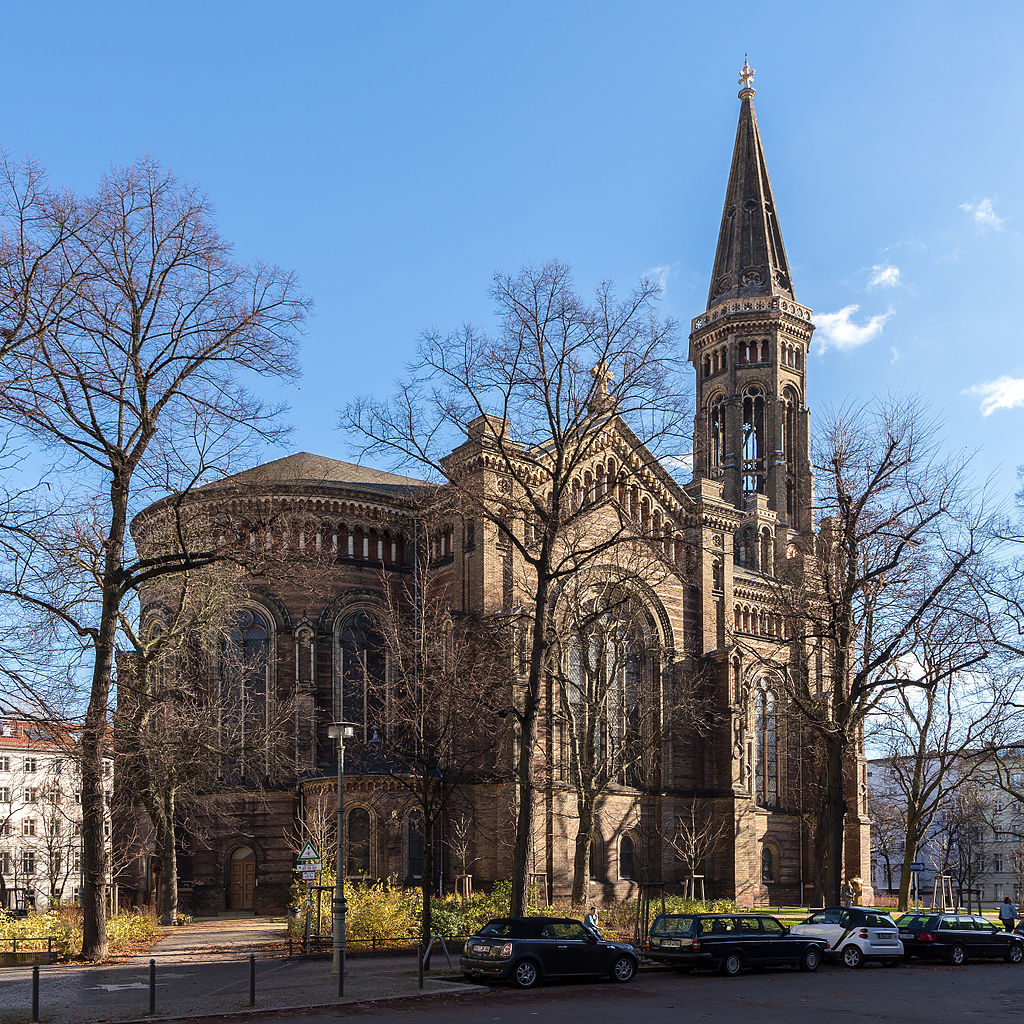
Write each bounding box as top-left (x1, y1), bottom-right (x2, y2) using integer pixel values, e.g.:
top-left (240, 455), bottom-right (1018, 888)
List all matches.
top-left (149, 958), bottom-right (156, 1014)
top-left (249, 954), bottom-right (256, 1006)
top-left (31, 964), bottom-right (40, 1023)
top-left (417, 941), bottom-right (424, 990)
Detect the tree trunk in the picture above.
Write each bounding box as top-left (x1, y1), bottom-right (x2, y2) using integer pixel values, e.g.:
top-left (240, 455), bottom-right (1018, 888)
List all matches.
top-left (510, 576), bottom-right (551, 918)
top-left (822, 735), bottom-right (847, 907)
top-left (82, 475), bottom-right (130, 960)
top-left (155, 791), bottom-right (178, 927)
top-left (570, 795), bottom-right (594, 906)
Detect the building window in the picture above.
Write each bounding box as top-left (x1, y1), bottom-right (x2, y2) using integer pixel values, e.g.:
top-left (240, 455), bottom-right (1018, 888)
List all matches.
top-left (347, 808), bottom-right (371, 876)
top-left (741, 388), bottom-right (766, 495)
top-left (24, 758), bottom-right (37, 773)
top-left (0, 786), bottom-right (10, 803)
top-left (25, 788), bottom-right (37, 803)
top-left (708, 395), bottom-right (726, 475)
top-left (339, 612), bottom-right (387, 741)
top-left (22, 851), bottom-right (35, 875)
top-left (620, 834), bottom-right (635, 880)
top-left (589, 833), bottom-right (600, 881)
top-left (220, 608), bottom-right (271, 774)
top-left (761, 845), bottom-right (775, 884)
top-left (407, 811), bottom-right (424, 879)
top-left (995, 855), bottom-right (1004, 872)
top-left (23, 817), bottom-right (37, 836)
top-left (754, 685), bottom-right (778, 807)
top-left (0, 756), bottom-right (8, 771)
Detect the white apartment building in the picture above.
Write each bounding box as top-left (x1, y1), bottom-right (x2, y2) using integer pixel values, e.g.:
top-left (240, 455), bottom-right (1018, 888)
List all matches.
top-left (0, 718), bottom-right (113, 911)
top-left (869, 755), bottom-right (1024, 909)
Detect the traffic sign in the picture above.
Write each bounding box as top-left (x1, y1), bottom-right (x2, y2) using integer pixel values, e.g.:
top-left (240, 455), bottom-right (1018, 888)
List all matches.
top-left (297, 840), bottom-right (322, 875)
top-left (909, 862), bottom-right (926, 872)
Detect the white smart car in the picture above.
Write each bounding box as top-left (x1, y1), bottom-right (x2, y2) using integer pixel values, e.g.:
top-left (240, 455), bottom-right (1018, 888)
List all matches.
top-left (789, 906), bottom-right (903, 968)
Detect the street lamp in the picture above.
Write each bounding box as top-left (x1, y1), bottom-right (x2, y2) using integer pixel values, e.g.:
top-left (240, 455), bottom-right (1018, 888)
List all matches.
top-left (327, 721), bottom-right (358, 996)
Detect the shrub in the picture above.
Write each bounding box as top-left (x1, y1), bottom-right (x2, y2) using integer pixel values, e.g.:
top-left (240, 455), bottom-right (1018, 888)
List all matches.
top-left (0, 906), bottom-right (159, 959)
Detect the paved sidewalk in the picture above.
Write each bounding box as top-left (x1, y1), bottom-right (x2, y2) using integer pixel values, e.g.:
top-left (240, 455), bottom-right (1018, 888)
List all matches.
top-left (0, 952), bottom-right (482, 1023)
top-left (143, 916), bottom-right (291, 960)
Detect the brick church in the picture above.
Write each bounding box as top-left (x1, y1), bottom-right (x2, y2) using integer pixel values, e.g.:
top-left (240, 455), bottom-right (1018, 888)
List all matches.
top-left (124, 68), bottom-right (872, 915)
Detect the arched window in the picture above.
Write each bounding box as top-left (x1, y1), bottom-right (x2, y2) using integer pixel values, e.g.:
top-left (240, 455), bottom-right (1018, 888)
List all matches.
top-left (707, 394), bottom-right (726, 475)
top-left (407, 810), bottom-right (424, 879)
top-left (339, 612), bottom-right (386, 740)
top-left (221, 609), bottom-right (271, 776)
top-left (761, 845), bottom-right (775, 884)
top-left (347, 808), bottom-right (371, 876)
top-left (589, 832), bottom-right (601, 880)
top-left (620, 834), bottom-right (635, 880)
top-left (760, 529), bottom-right (773, 576)
top-left (741, 388), bottom-right (765, 495)
top-left (754, 686), bottom-right (778, 807)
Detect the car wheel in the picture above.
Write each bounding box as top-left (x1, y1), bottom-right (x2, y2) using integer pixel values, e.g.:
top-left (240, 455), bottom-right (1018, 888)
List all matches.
top-left (719, 952), bottom-right (743, 977)
top-left (949, 943), bottom-right (966, 966)
top-left (841, 944), bottom-right (864, 969)
top-left (513, 959), bottom-right (541, 989)
top-left (1007, 943), bottom-right (1023, 964)
top-left (611, 955), bottom-right (637, 983)
top-left (799, 947), bottom-right (821, 972)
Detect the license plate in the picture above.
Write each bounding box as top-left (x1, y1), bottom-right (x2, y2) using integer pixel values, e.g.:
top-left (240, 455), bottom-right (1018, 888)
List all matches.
top-left (660, 939), bottom-right (681, 948)
top-left (899, 932), bottom-right (913, 939)
top-left (875, 932), bottom-right (896, 939)
top-left (470, 944), bottom-right (489, 954)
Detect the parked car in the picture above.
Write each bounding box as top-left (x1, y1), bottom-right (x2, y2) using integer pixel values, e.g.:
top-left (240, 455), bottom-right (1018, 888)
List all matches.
top-left (460, 917), bottom-right (639, 988)
top-left (896, 912), bottom-right (1024, 965)
top-left (789, 907), bottom-right (903, 967)
top-left (646, 912), bottom-right (825, 976)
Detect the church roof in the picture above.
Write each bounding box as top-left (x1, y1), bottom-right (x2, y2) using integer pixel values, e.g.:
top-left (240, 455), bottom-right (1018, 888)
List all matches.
top-left (706, 67), bottom-right (795, 309)
top-left (204, 452), bottom-right (428, 495)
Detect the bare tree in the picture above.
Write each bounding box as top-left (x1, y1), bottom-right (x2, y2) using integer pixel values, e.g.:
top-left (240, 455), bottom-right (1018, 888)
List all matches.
top-left (759, 395), bottom-right (990, 905)
top-left (935, 782), bottom-right (989, 905)
top-left (548, 559), bottom-right (708, 903)
top-left (0, 157), bottom-right (307, 956)
top-left (345, 261), bottom-right (689, 915)
top-left (368, 523), bottom-right (511, 946)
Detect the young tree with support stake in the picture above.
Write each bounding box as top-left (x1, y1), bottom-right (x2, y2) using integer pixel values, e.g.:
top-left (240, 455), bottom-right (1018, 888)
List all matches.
top-left (345, 261), bottom-right (689, 916)
top-left (0, 155), bottom-right (307, 957)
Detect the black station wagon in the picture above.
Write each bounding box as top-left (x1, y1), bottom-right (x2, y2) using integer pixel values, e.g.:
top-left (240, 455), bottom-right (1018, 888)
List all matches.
top-left (647, 913), bottom-right (826, 976)
top-left (460, 917), bottom-right (639, 988)
top-left (896, 912), bottom-right (1024, 965)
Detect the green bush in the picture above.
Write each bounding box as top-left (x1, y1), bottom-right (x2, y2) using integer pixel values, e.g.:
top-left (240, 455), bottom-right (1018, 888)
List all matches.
top-left (286, 875), bottom-right (738, 945)
top-left (0, 907), bottom-right (159, 959)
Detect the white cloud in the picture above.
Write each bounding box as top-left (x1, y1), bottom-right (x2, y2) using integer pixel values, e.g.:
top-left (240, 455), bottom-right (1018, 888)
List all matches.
top-left (868, 263), bottom-right (901, 289)
top-left (642, 263), bottom-right (678, 294)
top-left (964, 376), bottom-right (1024, 416)
top-left (959, 197), bottom-right (1004, 230)
top-left (813, 304), bottom-right (893, 354)
top-left (889, 347), bottom-right (900, 364)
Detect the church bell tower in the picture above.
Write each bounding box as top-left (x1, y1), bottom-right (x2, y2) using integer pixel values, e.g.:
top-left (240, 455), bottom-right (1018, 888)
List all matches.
top-left (689, 62), bottom-right (815, 536)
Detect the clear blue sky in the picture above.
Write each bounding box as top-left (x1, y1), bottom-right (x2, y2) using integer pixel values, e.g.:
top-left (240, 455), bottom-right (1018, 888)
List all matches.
top-left (5, 1), bottom-right (1022, 503)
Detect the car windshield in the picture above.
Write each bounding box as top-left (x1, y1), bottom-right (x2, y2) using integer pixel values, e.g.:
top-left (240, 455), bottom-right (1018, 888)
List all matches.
top-left (896, 914), bottom-right (933, 929)
top-left (479, 920), bottom-right (513, 937)
top-left (651, 915), bottom-right (694, 937)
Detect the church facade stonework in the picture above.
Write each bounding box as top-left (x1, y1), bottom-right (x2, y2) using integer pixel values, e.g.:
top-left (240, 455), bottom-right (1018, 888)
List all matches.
top-left (124, 74), bottom-right (872, 915)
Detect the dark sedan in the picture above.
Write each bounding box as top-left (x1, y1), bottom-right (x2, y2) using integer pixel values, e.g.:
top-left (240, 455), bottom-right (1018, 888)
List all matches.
top-left (896, 912), bottom-right (1024, 965)
top-left (646, 912), bottom-right (825, 976)
top-left (460, 917), bottom-right (639, 988)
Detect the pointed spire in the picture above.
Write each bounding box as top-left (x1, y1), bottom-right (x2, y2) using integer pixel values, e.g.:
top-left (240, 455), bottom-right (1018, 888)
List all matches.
top-left (706, 63), bottom-right (795, 309)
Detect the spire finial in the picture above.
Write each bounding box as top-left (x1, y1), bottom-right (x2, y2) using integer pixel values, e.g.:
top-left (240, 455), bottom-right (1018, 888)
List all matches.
top-left (738, 57), bottom-right (755, 99)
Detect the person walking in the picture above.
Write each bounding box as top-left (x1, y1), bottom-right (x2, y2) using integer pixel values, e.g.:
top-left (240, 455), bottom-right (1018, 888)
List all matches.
top-left (998, 896), bottom-right (1018, 932)
top-left (841, 879), bottom-right (854, 907)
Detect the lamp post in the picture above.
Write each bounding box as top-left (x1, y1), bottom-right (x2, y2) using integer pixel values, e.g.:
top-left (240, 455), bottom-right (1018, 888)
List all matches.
top-left (327, 721), bottom-right (357, 996)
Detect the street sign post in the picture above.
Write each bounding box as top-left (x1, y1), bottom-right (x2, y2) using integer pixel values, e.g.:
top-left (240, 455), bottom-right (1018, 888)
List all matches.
top-left (909, 862), bottom-right (925, 872)
top-left (296, 841), bottom-right (323, 955)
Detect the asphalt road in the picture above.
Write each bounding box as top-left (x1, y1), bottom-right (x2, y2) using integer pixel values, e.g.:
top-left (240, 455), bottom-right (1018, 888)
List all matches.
top-left (178, 959), bottom-right (1024, 1024)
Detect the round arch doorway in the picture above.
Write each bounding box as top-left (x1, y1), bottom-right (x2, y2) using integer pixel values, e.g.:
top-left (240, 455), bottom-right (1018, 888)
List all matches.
top-left (228, 846), bottom-right (256, 911)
